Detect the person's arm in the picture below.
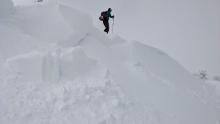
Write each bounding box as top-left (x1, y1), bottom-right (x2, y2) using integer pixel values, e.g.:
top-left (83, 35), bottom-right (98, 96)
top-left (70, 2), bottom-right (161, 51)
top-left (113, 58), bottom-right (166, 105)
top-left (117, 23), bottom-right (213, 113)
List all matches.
top-left (110, 14), bottom-right (114, 18)
top-left (108, 12), bottom-right (114, 18)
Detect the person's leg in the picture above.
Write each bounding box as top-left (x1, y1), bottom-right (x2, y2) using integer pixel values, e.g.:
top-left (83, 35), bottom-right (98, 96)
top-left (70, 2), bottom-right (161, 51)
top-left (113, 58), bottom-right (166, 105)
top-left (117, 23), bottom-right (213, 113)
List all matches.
top-left (103, 20), bottom-right (109, 33)
top-left (106, 21), bottom-right (109, 33)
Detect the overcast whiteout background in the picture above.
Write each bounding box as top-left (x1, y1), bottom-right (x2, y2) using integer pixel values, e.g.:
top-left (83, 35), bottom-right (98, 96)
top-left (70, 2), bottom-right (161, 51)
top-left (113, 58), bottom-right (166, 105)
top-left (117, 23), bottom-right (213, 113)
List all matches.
top-left (13, 0), bottom-right (220, 76)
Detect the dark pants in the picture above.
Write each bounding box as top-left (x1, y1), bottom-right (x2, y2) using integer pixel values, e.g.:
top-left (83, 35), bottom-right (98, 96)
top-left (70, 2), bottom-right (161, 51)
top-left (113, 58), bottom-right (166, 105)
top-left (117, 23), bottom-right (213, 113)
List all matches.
top-left (103, 19), bottom-right (109, 34)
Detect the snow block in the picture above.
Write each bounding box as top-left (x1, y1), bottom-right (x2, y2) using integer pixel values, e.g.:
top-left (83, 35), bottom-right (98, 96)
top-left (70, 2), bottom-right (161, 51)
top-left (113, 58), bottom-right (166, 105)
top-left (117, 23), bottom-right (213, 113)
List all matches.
top-left (42, 47), bottom-right (97, 82)
top-left (58, 4), bottom-right (93, 46)
top-left (0, 24), bottom-right (50, 59)
top-left (60, 47), bottom-right (97, 80)
top-left (6, 51), bottom-right (44, 82)
top-left (6, 47), bottom-right (97, 83)
top-left (42, 51), bottom-right (61, 83)
top-left (14, 3), bottom-right (73, 42)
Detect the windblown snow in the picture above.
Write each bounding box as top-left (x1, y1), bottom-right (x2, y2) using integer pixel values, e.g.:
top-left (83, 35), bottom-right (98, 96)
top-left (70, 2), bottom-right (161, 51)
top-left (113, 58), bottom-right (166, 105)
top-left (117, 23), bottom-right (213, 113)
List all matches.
top-left (0, 1), bottom-right (220, 124)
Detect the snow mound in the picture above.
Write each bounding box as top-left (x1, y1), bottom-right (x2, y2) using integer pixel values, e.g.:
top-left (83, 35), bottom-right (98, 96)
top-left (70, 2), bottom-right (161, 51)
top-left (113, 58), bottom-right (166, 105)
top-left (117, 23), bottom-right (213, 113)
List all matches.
top-left (13, 3), bottom-right (73, 42)
top-left (0, 23), bottom-right (51, 59)
top-left (0, 2), bottom-right (219, 124)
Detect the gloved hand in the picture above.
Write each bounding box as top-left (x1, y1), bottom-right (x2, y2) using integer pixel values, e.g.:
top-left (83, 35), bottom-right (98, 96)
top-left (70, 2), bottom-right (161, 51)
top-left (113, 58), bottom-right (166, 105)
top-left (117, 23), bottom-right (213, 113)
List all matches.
top-left (112, 15), bottom-right (115, 18)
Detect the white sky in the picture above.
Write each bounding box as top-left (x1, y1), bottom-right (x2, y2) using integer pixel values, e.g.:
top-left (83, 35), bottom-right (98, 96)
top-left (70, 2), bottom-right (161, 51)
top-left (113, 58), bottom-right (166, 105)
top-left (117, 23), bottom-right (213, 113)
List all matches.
top-left (13, 0), bottom-right (220, 76)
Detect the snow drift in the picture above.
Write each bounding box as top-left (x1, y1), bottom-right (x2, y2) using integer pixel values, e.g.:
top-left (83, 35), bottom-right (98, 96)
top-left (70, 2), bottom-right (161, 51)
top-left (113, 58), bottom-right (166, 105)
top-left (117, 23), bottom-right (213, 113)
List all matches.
top-left (0, 1), bottom-right (219, 124)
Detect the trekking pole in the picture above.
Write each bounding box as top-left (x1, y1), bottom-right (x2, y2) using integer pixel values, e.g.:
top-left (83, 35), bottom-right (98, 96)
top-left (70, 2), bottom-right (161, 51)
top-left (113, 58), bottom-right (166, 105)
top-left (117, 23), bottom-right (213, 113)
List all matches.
top-left (112, 18), bottom-right (114, 33)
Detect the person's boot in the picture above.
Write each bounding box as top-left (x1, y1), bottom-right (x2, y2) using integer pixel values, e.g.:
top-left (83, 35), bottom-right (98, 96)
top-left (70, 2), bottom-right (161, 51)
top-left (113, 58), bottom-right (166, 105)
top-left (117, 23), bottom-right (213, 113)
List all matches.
top-left (104, 28), bottom-right (108, 34)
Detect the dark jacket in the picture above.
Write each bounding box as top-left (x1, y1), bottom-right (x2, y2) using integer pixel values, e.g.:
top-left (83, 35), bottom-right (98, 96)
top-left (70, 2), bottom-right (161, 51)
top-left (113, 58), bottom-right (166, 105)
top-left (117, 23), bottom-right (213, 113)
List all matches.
top-left (101, 11), bottom-right (114, 20)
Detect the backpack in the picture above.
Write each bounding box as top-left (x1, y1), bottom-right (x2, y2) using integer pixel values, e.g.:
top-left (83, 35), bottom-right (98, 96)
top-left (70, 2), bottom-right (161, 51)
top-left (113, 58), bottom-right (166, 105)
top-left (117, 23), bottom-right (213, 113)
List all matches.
top-left (99, 15), bottom-right (104, 21)
top-left (99, 11), bottom-right (107, 21)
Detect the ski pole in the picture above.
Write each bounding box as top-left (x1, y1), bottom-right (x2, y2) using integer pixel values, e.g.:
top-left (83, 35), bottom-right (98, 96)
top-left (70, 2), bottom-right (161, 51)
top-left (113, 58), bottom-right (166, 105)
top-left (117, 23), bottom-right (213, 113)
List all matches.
top-left (112, 18), bottom-right (114, 33)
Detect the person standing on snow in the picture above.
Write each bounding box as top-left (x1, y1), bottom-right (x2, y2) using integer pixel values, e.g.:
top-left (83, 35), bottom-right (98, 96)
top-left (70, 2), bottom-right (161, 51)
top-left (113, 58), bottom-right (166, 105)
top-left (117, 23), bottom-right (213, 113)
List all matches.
top-left (99, 8), bottom-right (115, 34)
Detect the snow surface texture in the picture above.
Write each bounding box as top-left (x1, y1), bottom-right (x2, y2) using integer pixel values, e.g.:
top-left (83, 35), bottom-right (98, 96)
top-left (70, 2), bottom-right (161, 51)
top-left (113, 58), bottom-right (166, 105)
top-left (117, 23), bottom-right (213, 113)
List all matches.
top-left (0, 1), bottom-right (220, 124)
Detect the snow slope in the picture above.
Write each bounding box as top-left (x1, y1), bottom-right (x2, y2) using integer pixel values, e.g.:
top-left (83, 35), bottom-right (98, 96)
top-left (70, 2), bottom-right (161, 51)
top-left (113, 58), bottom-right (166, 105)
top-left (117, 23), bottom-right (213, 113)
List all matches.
top-left (0, 1), bottom-right (220, 124)
top-left (58, 0), bottom-right (220, 76)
